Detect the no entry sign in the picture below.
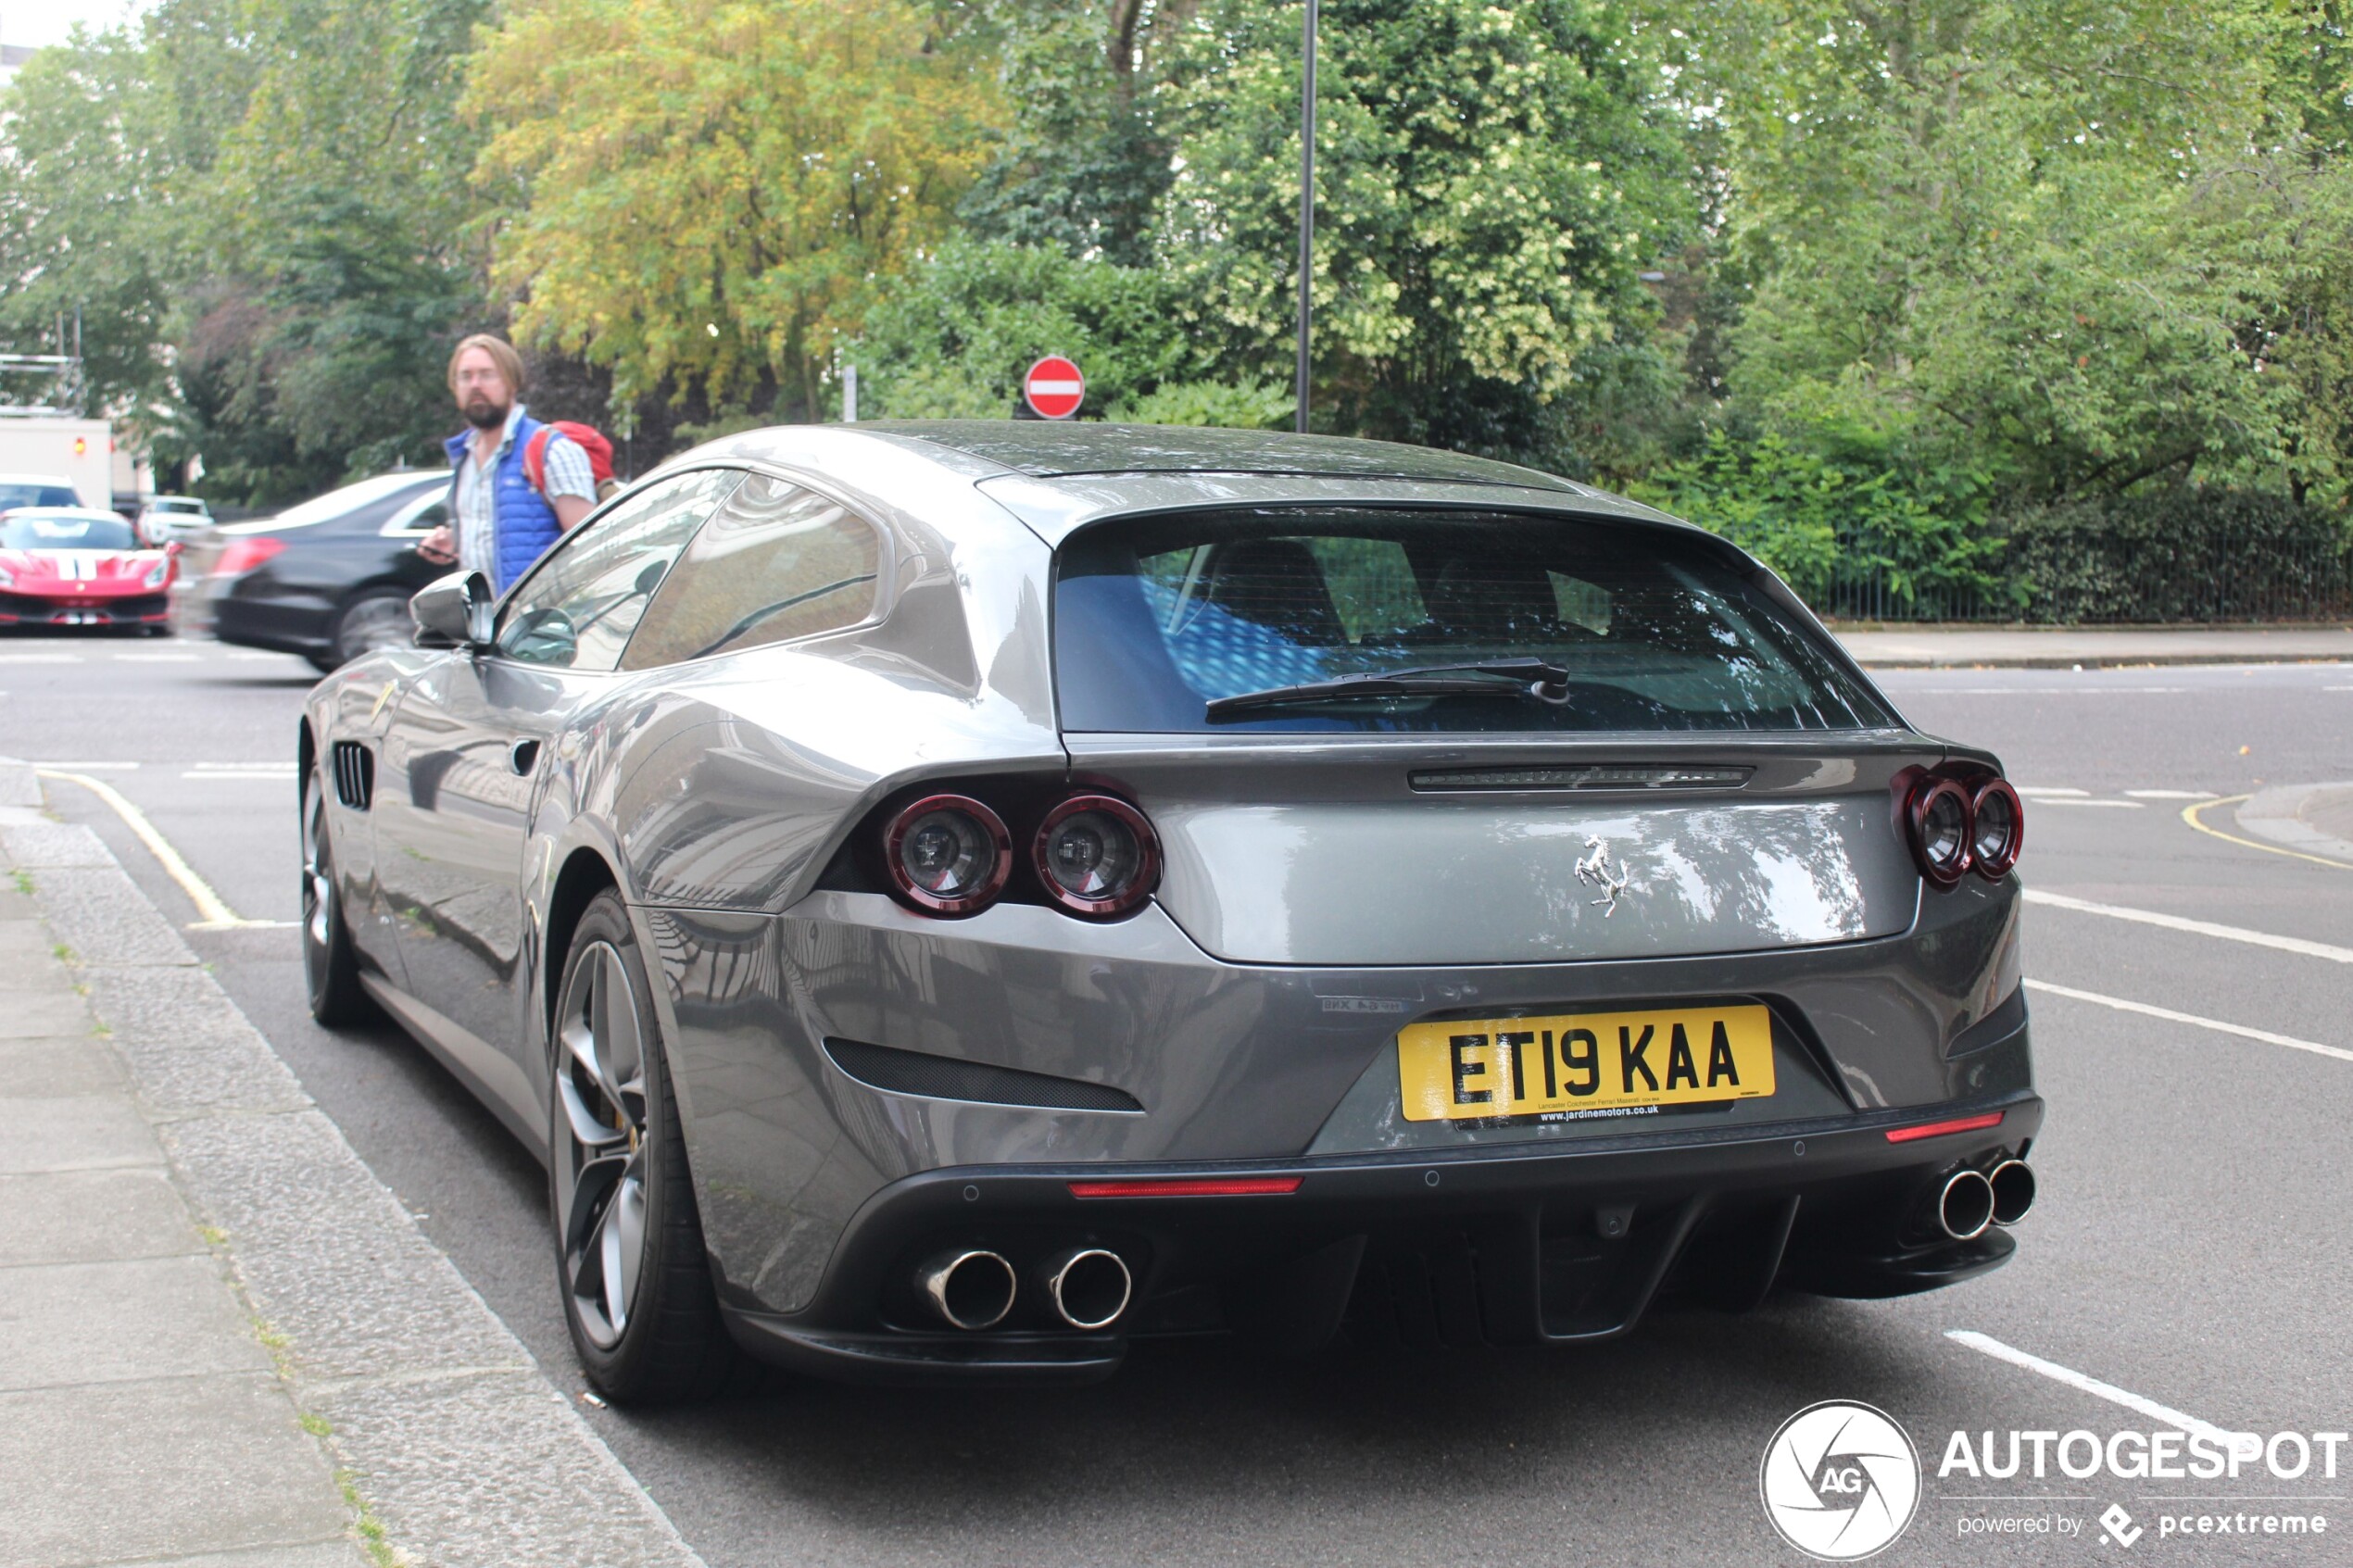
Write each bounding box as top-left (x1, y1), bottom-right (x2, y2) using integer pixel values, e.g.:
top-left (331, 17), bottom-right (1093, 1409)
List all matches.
top-left (1023, 356), bottom-right (1086, 420)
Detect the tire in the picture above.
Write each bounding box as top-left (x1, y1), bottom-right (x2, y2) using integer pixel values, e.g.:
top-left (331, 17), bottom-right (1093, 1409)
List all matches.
top-left (300, 766), bottom-right (375, 1025)
top-left (549, 891), bottom-right (738, 1403)
top-left (325, 585), bottom-right (417, 669)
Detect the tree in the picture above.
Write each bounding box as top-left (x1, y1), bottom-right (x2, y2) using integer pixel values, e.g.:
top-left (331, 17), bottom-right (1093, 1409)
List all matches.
top-left (1687, 0), bottom-right (2300, 499)
top-left (468, 0), bottom-right (1003, 424)
top-left (1153, 0), bottom-right (1692, 467)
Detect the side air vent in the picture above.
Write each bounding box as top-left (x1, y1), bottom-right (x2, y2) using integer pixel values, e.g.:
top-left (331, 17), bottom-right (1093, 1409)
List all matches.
top-left (331, 741), bottom-right (375, 810)
top-left (823, 1037), bottom-right (1143, 1114)
top-left (1408, 764), bottom-right (1752, 794)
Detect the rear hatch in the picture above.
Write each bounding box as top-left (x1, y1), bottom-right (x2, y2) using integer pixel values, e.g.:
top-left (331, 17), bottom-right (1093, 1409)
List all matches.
top-left (1051, 503), bottom-right (1929, 967)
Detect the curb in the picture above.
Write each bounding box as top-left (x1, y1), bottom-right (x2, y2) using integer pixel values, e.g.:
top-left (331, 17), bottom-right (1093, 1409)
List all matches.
top-left (2, 763), bottom-right (706, 1568)
top-left (2238, 783), bottom-right (2353, 867)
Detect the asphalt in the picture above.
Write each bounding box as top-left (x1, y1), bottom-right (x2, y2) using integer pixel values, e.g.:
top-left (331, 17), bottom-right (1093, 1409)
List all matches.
top-left (4, 636), bottom-right (2349, 1567)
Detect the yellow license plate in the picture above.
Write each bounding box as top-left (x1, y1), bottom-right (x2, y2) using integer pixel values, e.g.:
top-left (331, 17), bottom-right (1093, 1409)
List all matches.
top-left (1397, 1004), bottom-right (1775, 1123)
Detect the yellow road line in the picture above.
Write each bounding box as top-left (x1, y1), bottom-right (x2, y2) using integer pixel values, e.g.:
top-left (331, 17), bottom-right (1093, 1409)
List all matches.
top-left (2181, 794), bottom-right (2353, 872)
top-left (37, 769), bottom-right (292, 931)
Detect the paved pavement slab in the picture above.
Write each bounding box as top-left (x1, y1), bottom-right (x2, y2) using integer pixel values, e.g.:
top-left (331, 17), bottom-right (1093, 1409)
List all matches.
top-left (0, 1033), bottom-right (127, 1096)
top-left (0, 1094), bottom-right (162, 1173)
top-left (0, 1255), bottom-right (277, 1392)
top-left (0, 1168), bottom-right (201, 1264)
top-left (0, 1374), bottom-right (358, 1568)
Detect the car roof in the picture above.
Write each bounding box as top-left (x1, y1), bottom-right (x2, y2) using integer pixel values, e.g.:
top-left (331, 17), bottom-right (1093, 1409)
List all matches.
top-left (230, 470), bottom-right (447, 534)
top-left (849, 420), bottom-right (1589, 493)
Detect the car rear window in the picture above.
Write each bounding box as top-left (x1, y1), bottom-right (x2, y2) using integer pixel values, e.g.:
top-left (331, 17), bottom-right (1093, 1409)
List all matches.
top-left (1051, 508), bottom-right (1893, 734)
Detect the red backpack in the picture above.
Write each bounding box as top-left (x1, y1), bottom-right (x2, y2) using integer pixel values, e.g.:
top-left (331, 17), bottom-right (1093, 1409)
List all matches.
top-left (522, 420), bottom-right (622, 514)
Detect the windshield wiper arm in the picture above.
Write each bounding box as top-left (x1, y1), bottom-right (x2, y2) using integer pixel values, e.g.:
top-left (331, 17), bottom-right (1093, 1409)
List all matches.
top-left (1204, 659), bottom-right (1574, 721)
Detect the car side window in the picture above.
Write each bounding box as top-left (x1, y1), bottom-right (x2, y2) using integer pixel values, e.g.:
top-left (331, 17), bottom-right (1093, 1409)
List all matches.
top-left (619, 472), bottom-right (884, 670)
top-left (495, 468), bottom-right (745, 671)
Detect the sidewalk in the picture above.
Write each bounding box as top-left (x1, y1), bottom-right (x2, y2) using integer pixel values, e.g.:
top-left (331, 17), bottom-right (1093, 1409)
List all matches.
top-left (1830, 624), bottom-right (2353, 669)
top-left (0, 770), bottom-right (364, 1567)
top-left (0, 759), bottom-right (705, 1568)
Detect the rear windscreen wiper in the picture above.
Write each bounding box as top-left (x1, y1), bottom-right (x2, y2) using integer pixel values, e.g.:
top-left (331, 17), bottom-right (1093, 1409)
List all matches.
top-left (1204, 659), bottom-right (1574, 721)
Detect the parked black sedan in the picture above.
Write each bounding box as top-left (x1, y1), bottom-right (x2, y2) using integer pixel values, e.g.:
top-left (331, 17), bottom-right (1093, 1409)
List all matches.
top-left (204, 470), bottom-right (450, 670)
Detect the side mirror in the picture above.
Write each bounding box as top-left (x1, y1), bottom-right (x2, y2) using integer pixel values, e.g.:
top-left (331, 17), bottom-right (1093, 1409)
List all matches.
top-left (410, 571), bottom-right (496, 651)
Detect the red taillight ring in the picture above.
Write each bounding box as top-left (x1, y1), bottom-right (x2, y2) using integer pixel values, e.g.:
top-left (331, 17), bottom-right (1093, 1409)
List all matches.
top-left (884, 793), bottom-right (1011, 917)
top-left (1970, 777), bottom-right (2024, 880)
top-left (1033, 794), bottom-right (1162, 919)
top-left (1906, 776), bottom-right (1974, 888)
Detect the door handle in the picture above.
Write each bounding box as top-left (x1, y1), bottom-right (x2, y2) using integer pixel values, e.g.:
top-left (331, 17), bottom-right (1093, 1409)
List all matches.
top-left (509, 738), bottom-right (541, 776)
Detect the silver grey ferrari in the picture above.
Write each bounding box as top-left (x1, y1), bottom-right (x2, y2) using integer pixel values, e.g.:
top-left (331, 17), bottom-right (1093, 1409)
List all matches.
top-left (297, 423), bottom-right (2040, 1400)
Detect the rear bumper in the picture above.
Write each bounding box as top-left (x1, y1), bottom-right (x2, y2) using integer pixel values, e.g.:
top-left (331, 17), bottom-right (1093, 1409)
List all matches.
top-left (717, 1090), bottom-right (2042, 1385)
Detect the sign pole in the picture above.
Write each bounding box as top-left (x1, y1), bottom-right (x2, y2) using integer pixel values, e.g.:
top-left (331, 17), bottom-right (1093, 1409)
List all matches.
top-left (1294, 0), bottom-right (1317, 435)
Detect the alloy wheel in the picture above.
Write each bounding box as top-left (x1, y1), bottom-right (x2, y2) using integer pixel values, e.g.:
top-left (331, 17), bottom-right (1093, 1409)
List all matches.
top-left (554, 940), bottom-right (651, 1351)
top-left (301, 785), bottom-right (333, 958)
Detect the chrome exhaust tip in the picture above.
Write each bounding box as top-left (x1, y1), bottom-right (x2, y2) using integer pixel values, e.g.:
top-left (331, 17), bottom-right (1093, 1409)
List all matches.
top-left (1988, 1160), bottom-right (2036, 1226)
top-left (916, 1248), bottom-right (1016, 1331)
top-left (1937, 1169), bottom-right (1996, 1241)
top-left (1040, 1247), bottom-right (1132, 1331)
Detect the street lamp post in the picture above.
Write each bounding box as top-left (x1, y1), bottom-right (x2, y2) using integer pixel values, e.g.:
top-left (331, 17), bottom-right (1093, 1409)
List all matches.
top-left (1294, 0), bottom-right (1317, 435)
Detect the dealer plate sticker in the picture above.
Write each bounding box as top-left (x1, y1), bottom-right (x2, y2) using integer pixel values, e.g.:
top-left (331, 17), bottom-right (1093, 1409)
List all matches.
top-left (1397, 1004), bottom-right (1775, 1123)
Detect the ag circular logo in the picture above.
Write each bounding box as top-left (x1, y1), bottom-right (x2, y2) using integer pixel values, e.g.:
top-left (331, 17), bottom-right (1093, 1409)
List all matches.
top-left (1759, 1400), bottom-right (1921, 1560)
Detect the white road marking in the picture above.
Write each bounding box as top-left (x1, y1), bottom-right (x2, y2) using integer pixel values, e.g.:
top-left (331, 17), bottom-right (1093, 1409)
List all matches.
top-left (2122, 789), bottom-right (2219, 800)
top-left (179, 771), bottom-right (294, 782)
top-left (2024, 979), bottom-right (2353, 1065)
top-left (2024, 888), bottom-right (2353, 966)
top-left (2017, 786), bottom-right (2089, 797)
top-left (0, 653), bottom-right (82, 664)
top-left (190, 760), bottom-right (295, 771)
top-left (33, 770), bottom-right (294, 931)
top-left (1946, 1331), bottom-right (2259, 1460)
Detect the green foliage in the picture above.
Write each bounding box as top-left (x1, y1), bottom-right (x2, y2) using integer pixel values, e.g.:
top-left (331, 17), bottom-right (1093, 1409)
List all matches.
top-left (467, 0), bottom-right (1002, 422)
top-left (1156, 0), bottom-right (1692, 456)
top-left (2000, 490), bottom-right (2353, 623)
top-left (1111, 378), bottom-right (1294, 429)
top-left (852, 239), bottom-right (1199, 419)
top-left (1635, 426), bottom-right (2004, 612)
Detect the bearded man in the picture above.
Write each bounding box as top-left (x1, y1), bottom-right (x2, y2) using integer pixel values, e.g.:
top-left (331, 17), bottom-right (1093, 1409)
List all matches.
top-left (418, 334), bottom-right (597, 591)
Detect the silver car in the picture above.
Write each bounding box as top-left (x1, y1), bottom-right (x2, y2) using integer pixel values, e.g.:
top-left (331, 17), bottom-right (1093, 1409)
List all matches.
top-left (298, 423), bottom-right (2040, 1400)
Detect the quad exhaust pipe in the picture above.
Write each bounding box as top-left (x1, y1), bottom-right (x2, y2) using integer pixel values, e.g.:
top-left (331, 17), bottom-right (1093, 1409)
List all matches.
top-left (915, 1248), bottom-right (1016, 1331)
top-left (1928, 1160), bottom-right (2036, 1241)
top-left (1040, 1247), bottom-right (1132, 1331)
top-left (1935, 1168), bottom-right (1995, 1241)
top-left (1988, 1159), bottom-right (2036, 1225)
top-left (912, 1246), bottom-right (1133, 1332)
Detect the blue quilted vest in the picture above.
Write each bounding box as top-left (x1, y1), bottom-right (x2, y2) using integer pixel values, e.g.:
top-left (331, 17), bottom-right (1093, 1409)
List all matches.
top-left (444, 411), bottom-right (561, 594)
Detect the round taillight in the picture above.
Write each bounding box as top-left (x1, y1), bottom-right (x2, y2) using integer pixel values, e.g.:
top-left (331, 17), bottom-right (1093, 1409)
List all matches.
top-left (1970, 778), bottom-right (2023, 880)
top-left (1033, 795), bottom-right (1160, 919)
top-left (1907, 777), bottom-right (1973, 888)
top-left (885, 794), bottom-right (1011, 916)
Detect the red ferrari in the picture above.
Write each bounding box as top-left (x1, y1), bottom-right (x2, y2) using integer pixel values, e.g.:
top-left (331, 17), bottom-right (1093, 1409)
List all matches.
top-left (0, 508), bottom-right (179, 633)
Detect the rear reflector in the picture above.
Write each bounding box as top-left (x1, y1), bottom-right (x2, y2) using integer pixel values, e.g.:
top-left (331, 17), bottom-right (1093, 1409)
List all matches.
top-left (1885, 1110), bottom-right (2006, 1144)
top-left (1067, 1176), bottom-right (1302, 1199)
